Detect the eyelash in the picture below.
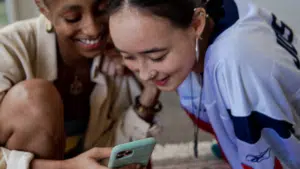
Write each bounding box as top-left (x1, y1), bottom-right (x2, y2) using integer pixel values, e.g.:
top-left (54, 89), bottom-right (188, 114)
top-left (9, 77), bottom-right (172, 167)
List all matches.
top-left (64, 8), bottom-right (107, 24)
top-left (65, 17), bottom-right (81, 23)
top-left (150, 54), bottom-right (167, 62)
top-left (123, 54), bottom-right (167, 62)
top-left (123, 56), bottom-right (136, 60)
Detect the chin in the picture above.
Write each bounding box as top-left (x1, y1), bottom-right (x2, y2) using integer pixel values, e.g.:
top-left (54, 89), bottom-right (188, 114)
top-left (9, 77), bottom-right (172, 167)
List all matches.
top-left (81, 51), bottom-right (102, 58)
top-left (157, 84), bottom-right (178, 92)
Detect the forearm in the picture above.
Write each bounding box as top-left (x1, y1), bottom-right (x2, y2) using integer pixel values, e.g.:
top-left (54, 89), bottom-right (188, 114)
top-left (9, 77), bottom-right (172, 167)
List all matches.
top-left (31, 159), bottom-right (65, 169)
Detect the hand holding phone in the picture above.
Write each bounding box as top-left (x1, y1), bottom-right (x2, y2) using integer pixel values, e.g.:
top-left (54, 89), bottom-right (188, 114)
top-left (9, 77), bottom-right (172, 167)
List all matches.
top-left (108, 138), bottom-right (156, 169)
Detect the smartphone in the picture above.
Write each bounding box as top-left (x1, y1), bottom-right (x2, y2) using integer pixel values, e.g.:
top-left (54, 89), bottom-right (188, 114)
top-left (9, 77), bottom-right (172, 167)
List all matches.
top-left (108, 137), bottom-right (156, 168)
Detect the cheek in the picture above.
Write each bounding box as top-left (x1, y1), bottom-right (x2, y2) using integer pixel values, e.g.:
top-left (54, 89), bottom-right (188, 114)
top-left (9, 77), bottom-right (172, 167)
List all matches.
top-left (124, 60), bottom-right (138, 72)
top-left (54, 23), bottom-right (78, 39)
top-left (176, 46), bottom-right (195, 71)
top-left (163, 52), bottom-right (194, 74)
top-left (163, 52), bottom-right (195, 86)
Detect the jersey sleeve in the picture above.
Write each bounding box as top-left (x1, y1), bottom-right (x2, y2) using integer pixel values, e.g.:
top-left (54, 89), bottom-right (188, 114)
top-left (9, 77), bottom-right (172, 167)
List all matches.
top-left (215, 57), bottom-right (300, 169)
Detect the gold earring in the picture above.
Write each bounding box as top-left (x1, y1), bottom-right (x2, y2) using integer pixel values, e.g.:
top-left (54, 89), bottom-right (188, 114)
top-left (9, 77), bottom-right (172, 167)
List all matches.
top-left (46, 22), bottom-right (54, 33)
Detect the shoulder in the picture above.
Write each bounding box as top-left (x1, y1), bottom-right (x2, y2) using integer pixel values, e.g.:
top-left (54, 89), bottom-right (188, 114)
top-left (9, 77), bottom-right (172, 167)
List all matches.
top-left (0, 17), bottom-right (42, 53)
top-left (206, 15), bottom-right (296, 78)
top-left (205, 30), bottom-right (274, 83)
top-left (0, 17), bottom-right (43, 74)
top-left (205, 6), bottom-right (300, 92)
top-left (0, 17), bottom-right (40, 38)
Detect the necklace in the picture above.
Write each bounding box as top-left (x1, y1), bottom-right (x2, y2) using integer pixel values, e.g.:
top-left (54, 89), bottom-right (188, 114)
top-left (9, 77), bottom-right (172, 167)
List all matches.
top-left (190, 72), bottom-right (204, 158)
top-left (56, 42), bottom-right (87, 96)
top-left (67, 60), bottom-right (92, 96)
top-left (70, 75), bottom-right (83, 95)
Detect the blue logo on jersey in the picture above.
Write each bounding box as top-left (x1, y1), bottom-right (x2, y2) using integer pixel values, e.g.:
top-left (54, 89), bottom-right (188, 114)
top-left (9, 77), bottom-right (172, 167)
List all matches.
top-left (271, 13), bottom-right (300, 69)
top-left (246, 148), bottom-right (271, 163)
top-left (228, 110), bottom-right (294, 144)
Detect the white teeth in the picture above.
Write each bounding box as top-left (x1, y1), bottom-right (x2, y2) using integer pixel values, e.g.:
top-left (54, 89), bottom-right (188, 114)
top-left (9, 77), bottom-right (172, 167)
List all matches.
top-left (80, 38), bottom-right (100, 45)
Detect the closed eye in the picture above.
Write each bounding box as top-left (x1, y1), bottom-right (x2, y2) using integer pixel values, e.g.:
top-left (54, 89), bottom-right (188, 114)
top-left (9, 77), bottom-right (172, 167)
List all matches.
top-left (123, 55), bottom-right (136, 61)
top-left (65, 16), bottom-right (82, 23)
top-left (150, 53), bottom-right (167, 62)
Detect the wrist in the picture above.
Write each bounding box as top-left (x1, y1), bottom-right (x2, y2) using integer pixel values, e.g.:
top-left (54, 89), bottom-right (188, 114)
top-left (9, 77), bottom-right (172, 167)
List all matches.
top-left (139, 88), bottom-right (160, 107)
top-left (134, 95), bottom-right (162, 123)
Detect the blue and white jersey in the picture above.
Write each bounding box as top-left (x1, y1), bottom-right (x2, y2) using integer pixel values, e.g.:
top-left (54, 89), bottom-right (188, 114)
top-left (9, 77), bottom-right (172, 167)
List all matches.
top-left (178, 0), bottom-right (300, 169)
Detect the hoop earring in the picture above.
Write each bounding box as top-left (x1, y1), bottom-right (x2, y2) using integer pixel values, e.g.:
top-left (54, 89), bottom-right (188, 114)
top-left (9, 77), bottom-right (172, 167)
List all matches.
top-left (195, 38), bottom-right (200, 62)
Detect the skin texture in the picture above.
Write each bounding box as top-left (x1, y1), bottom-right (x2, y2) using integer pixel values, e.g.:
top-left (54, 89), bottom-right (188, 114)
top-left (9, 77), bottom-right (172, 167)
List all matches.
top-left (109, 6), bottom-right (209, 92)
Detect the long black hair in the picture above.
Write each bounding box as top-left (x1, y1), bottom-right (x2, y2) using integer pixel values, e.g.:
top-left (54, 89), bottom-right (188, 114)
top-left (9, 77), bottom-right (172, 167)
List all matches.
top-left (108, 0), bottom-right (225, 29)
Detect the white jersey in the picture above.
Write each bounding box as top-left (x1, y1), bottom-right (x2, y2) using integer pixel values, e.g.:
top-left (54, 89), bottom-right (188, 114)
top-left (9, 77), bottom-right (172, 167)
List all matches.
top-left (178, 0), bottom-right (300, 169)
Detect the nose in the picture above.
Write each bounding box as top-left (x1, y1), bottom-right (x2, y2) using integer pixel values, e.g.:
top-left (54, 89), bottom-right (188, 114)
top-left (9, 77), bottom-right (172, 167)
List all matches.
top-left (82, 16), bottom-right (103, 38)
top-left (138, 60), bottom-right (154, 81)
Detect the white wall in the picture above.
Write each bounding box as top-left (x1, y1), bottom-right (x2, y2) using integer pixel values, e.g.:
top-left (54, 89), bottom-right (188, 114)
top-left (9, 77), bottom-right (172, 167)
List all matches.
top-left (8, 0), bottom-right (300, 34)
top-left (17, 0), bottom-right (39, 21)
top-left (6, 0), bottom-right (38, 23)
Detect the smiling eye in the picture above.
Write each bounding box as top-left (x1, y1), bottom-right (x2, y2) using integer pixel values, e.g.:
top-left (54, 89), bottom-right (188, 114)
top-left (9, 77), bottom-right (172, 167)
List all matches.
top-left (65, 17), bottom-right (81, 23)
top-left (150, 54), bottom-right (167, 62)
top-left (123, 55), bottom-right (136, 61)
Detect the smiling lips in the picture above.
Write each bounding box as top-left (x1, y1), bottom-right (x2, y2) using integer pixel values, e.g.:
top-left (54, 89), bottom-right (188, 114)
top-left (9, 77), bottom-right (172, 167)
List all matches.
top-left (78, 35), bottom-right (106, 50)
top-left (154, 76), bottom-right (169, 86)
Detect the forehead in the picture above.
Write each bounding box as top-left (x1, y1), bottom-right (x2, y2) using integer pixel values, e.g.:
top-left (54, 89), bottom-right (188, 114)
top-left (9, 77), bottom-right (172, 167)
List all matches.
top-left (109, 8), bottom-right (177, 52)
top-left (48, 0), bottom-right (107, 11)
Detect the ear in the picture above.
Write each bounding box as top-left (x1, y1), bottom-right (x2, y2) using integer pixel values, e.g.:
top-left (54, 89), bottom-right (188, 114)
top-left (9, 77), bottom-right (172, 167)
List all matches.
top-left (191, 7), bottom-right (207, 39)
top-left (34, 0), bottom-right (51, 19)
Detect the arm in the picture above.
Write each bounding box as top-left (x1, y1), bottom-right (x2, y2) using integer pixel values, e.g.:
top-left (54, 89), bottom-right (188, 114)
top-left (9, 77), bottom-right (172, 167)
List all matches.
top-left (31, 160), bottom-right (62, 169)
top-left (31, 148), bottom-right (111, 169)
top-left (115, 75), bottom-right (162, 144)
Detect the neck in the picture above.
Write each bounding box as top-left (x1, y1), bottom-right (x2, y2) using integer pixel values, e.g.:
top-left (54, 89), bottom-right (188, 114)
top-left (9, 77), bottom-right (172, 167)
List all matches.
top-left (192, 18), bottom-right (215, 74)
top-left (57, 38), bottom-right (90, 67)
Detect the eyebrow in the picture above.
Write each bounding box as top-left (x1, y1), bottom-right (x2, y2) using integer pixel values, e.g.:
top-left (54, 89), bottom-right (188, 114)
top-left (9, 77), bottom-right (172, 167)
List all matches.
top-left (61, 5), bottom-right (82, 12)
top-left (96, 0), bottom-right (108, 5)
top-left (117, 47), bottom-right (168, 55)
top-left (95, 0), bottom-right (106, 3)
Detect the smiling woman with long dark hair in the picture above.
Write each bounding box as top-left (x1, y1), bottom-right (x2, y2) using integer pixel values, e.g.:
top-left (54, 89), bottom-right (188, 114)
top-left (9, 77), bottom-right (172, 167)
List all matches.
top-left (0, 0), bottom-right (161, 169)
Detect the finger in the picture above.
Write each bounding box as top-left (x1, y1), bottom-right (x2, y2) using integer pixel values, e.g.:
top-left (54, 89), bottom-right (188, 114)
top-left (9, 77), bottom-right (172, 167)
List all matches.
top-left (98, 165), bottom-right (109, 169)
top-left (87, 162), bottom-right (109, 169)
top-left (101, 55), bottom-right (110, 73)
top-left (104, 48), bottom-right (120, 60)
top-left (118, 164), bottom-right (144, 169)
top-left (135, 164), bottom-right (143, 169)
top-left (86, 147), bottom-right (112, 160)
top-left (107, 60), bottom-right (116, 76)
top-left (115, 64), bottom-right (125, 76)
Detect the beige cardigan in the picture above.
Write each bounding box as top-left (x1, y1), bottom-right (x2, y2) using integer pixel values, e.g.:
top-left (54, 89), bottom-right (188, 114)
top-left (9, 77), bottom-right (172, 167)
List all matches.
top-left (0, 15), bottom-right (157, 169)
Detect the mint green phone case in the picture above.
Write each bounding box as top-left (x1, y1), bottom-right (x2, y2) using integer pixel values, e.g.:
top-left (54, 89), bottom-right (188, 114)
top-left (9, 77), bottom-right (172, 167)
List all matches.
top-left (108, 138), bottom-right (156, 168)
